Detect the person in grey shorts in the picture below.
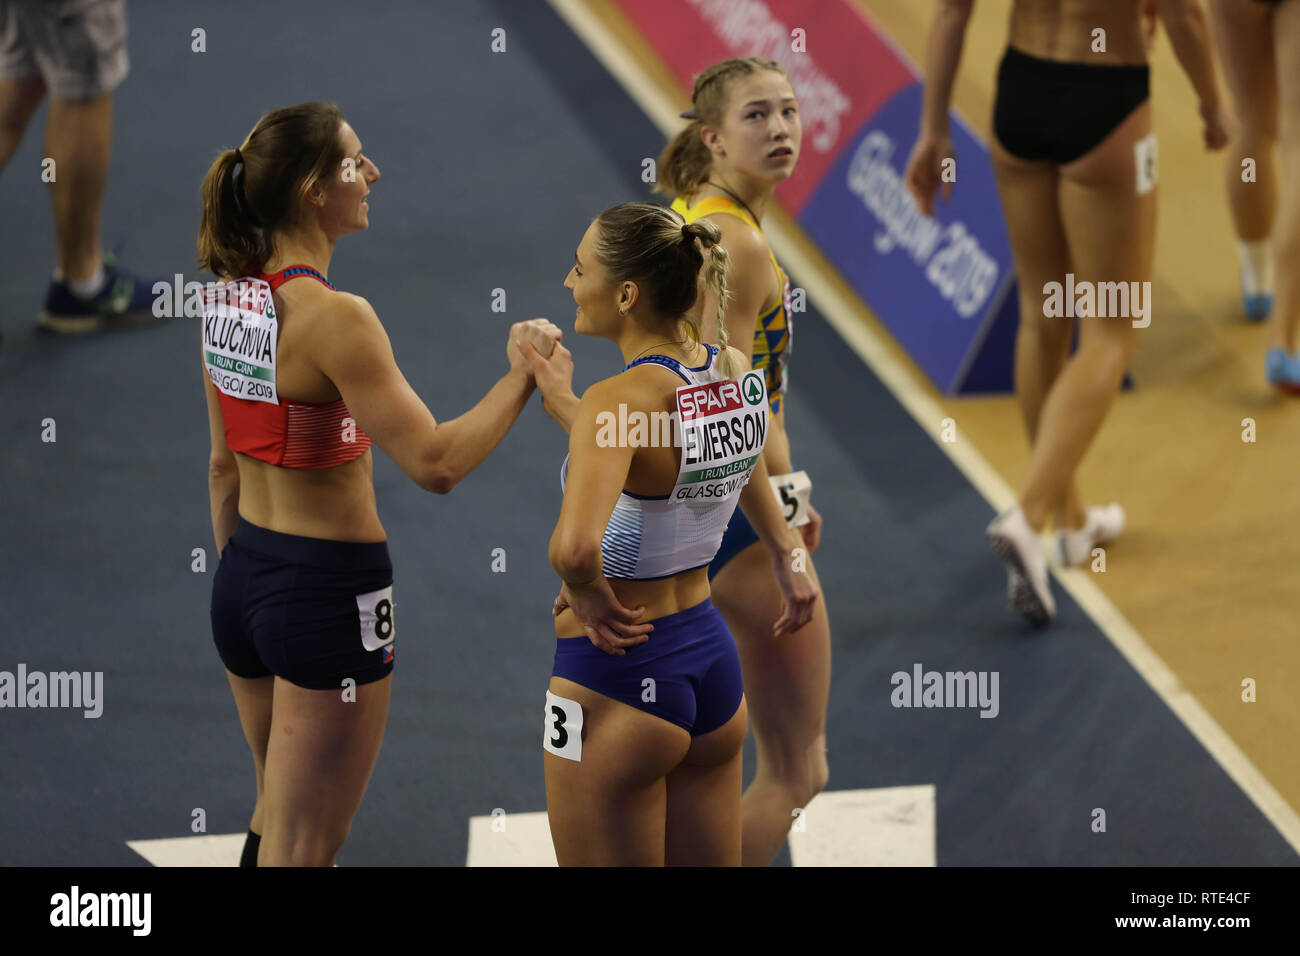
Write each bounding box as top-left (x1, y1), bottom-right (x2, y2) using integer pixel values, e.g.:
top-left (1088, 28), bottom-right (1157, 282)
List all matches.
top-left (0, 0), bottom-right (161, 334)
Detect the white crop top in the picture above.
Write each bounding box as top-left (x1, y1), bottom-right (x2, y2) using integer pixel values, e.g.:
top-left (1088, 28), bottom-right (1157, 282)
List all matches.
top-left (560, 344), bottom-right (771, 580)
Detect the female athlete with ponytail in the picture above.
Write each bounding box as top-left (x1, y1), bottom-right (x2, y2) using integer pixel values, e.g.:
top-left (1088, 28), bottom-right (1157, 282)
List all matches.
top-left (520, 202), bottom-right (818, 865)
top-left (653, 57), bottom-right (833, 866)
top-left (199, 102), bottom-right (561, 866)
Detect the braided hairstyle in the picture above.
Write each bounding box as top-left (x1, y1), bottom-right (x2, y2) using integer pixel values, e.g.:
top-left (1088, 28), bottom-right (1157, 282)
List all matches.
top-left (653, 56), bottom-right (791, 199)
top-left (593, 202), bottom-right (740, 379)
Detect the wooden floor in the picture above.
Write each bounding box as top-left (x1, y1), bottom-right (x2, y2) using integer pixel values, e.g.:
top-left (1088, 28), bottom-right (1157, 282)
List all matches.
top-left (580, 0), bottom-right (1300, 818)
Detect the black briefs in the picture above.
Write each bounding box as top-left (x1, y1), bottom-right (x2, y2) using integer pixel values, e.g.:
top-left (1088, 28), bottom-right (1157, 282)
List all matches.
top-left (993, 46), bottom-right (1150, 165)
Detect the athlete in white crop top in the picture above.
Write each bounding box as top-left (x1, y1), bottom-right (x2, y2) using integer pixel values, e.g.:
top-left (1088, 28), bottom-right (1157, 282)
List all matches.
top-left (558, 343), bottom-right (771, 580)
top-left (516, 203), bottom-right (819, 866)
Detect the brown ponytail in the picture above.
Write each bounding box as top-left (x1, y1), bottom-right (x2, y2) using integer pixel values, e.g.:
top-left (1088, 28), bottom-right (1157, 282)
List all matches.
top-left (655, 119), bottom-right (713, 200)
top-left (653, 57), bottom-right (791, 199)
top-left (197, 148), bottom-right (267, 279)
top-left (197, 101), bottom-right (347, 278)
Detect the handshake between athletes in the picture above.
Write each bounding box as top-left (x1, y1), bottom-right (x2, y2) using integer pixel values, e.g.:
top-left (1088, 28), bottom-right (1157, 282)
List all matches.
top-left (508, 319), bottom-right (579, 427)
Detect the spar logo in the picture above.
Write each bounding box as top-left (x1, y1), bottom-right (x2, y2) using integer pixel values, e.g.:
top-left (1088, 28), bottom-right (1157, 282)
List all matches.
top-left (742, 372), bottom-right (765, 407)
top-left (678, 380), bottom-right (742, 420)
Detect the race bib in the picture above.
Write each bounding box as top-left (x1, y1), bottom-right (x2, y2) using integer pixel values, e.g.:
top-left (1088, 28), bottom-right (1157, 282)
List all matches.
top-left (1134, 133), bottom-right (1157, 197)
top-left (202, 278), bottom-right (278, 405)
top-left (769, 470), bottom-right (813, 527)
top-left (673, 370), bottom-right (770, 507)
top-left (543, 690), bottom-right (582, 762)
top-left (356, 585), bottom-right (395, 651)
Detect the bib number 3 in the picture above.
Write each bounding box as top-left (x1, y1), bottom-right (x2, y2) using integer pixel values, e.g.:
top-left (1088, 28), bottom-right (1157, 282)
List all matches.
top-left (356, 585), bottom-right (395, 651)
top-left (769, 470), bottom-right (813, 528)
top-left (543, 690), bottom-right (583, 762)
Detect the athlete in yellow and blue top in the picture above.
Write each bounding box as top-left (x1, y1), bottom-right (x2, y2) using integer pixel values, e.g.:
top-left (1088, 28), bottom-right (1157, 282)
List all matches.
top-left (654, 56), bottom-right (832, 867)
top-left (671, 194), bottom-right (793, 416)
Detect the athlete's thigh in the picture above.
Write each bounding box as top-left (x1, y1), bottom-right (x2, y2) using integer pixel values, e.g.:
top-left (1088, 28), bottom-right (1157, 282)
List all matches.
top-left (226, 671), bottom-right (274, 773)
top-left (714, 541), bottom-right (830, 742)
top-left (1058, 99), bottom-right (1156, 259)
top-left (261, 674), bottom-right (392, 826)
top-left (1058, 103), bottom-right (1155, 349)
top-left (1276, 0), bottom-right (1300, 144)
top-left (544, 676), bottom-right (690, 866)
top-left (1209, 0), bottom-right (1278, 129)
top-left (990, 136), bottom-right (1072, 289)
top-left (665, 697), bottom-right (747, 866)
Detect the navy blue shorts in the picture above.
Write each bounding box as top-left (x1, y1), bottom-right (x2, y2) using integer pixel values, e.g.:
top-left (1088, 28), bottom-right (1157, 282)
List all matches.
top-left (551, 598), bottom-right (743, 736)
top-left (707, 506), bottom-right (760, 580)
top-left (211, 518), bottom-right (395, 690)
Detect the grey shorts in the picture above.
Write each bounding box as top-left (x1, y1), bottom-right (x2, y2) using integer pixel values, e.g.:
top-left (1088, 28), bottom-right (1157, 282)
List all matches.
top-left (0, 0), bottom-right (128, 99)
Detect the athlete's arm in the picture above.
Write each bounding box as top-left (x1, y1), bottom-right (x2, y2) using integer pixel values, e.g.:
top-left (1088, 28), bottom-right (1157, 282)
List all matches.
top-left (313, 294), bottom-right (541, 494)
top-left (1156, 0), bottom-right (1228, 149)
top-left (728, 344), bottom-right (818, 636)
top-left (520, 340), bottom-right (580, 434)
top-left (904, 0), bottom-right (971, 216)
top-left (732, 334), bottom-right (799, 564)
top-left (549, 377), bottom-right (635, 582)
top-left (705, 216), bottom-right (767, 352)
top-left (203, 364), bottom-right (240, 556)
top-left (740, 448), bottom-right (819, 637)
top-left (549, 377), bottom-right (655, 652)
top-left (707, 217), bottom-right (793, 474)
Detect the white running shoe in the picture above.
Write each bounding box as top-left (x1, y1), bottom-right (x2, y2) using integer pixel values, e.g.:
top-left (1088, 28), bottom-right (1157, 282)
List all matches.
top-left (986, 506), bottom-right (1056, 626)
top-left (1053, 504), bottom-right (1125, 567)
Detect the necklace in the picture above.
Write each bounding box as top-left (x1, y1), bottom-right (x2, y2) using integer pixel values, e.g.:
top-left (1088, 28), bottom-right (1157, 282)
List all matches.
top-left (627, 334), bottom-right (692, 367)
top-left (705, 179), bottom-right (762, 227)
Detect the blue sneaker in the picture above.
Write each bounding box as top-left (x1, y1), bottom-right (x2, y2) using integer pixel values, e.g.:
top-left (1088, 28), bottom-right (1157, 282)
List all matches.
top-left (1243, 292), bottom-right (1274, 322)
top-left (38, 261), bottom-right (164, 333)
top-left (1266, 347), bottom-right (1300, 393)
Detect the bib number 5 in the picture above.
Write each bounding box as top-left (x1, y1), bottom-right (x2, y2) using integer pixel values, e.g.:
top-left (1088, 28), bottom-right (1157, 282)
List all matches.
top-left (769, 470), bottom-right (813, 528)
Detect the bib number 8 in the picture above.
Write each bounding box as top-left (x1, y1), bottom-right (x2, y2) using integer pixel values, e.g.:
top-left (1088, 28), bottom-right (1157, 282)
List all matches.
top-left (356, 585), bottom-right (395, 651)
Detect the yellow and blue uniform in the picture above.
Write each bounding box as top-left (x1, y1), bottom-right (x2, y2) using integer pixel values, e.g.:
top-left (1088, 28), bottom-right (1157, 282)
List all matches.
top-left (671, 194), bottom-right (792, 415)
top-left (673, 193), bottom-right (794, 576)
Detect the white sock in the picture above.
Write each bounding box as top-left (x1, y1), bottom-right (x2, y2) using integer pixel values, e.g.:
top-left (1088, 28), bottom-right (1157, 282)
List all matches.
top-left (992, 507), bottom-right (1046, 572)
top-left (1058, 523), bottom-right (1096, 567)
top-left (1237, 239), bottom-right (1274, 296)
top-left (68, 266), bottom-right (107, 299)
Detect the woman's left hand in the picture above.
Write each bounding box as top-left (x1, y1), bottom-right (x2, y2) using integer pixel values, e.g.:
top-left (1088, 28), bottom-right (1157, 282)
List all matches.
top-left (553, 577), bottom-right (654, 656)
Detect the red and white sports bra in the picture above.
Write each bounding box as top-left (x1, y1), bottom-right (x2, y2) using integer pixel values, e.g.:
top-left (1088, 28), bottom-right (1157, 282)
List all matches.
top-left (202, 265), bottom-right (372, 469)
